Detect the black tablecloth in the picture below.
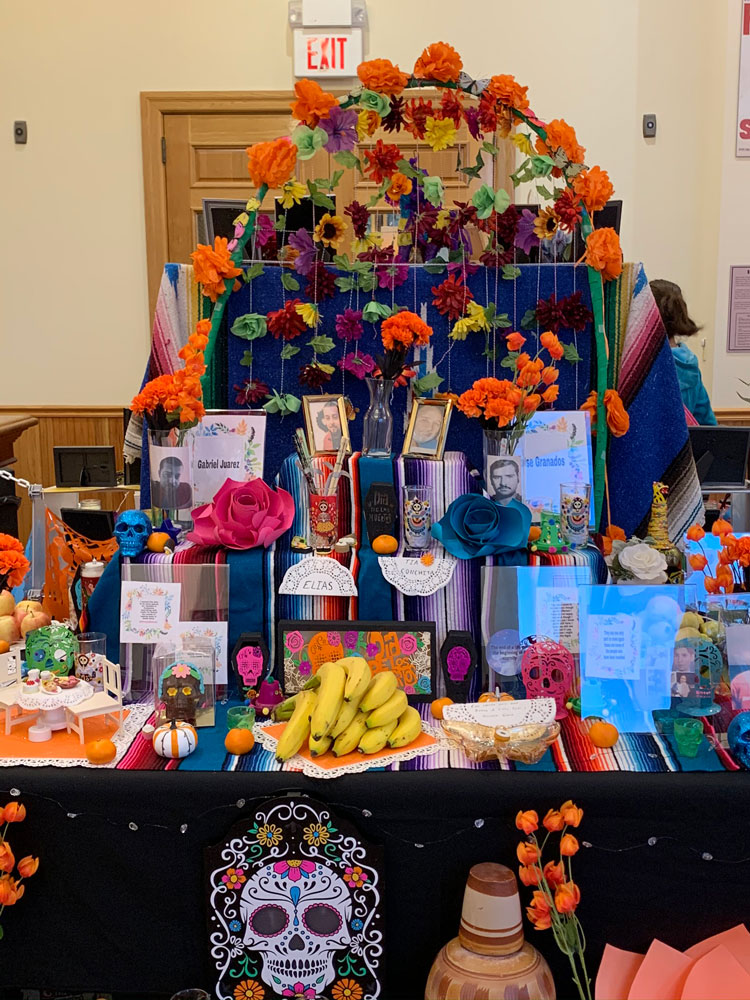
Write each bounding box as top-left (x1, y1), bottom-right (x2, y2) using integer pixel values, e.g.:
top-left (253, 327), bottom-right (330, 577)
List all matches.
top-left (1, 768), bottom-right (747, 998)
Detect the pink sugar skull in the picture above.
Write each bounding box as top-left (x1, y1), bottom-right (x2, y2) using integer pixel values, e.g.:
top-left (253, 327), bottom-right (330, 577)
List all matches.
top-left (521, 639), bottom-right (575, 719)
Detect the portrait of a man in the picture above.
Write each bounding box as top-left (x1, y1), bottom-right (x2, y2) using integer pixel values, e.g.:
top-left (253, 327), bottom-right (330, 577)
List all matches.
top-left (487, 456), bottom-right (522, 506)
top-left (303, 395), bottom-right (351, 455)
top-left (151, 453), bottom-right (193, 509)
top-left (403, 399), bottom-right (452, 459)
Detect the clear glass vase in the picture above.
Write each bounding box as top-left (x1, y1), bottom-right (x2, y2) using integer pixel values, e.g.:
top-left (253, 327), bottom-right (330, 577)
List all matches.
top-left (362, 378), bottom-right (395, 458)
top-left (483, 426), bottom-right (525, 506)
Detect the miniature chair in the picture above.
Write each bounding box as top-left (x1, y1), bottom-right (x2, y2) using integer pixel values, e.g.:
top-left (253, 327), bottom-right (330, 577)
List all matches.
top-left (65, 658), bottom-right (124, 743)
top-left (0, 649), bottom-right (39, 734)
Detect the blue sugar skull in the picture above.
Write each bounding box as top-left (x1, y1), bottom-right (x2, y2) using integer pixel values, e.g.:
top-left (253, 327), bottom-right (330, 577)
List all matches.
top-left (728, 712), bottom-right (750, 770)
top-left (114, 509), bottom-right (152, 557)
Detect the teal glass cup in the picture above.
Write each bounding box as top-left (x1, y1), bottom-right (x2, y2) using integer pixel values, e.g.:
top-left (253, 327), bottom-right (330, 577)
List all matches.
top-left (227, 705), bottom-right (256, 730)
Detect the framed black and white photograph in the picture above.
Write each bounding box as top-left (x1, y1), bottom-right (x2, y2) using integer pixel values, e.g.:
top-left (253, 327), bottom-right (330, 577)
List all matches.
top-left (149, 444), bottom-right (193, 510)
top-left (486, 453), bottom-right (524, 507)
top-left (403, 398), bottom-right (452, 459)
top-left (303, 394), bottom-right (351, 456)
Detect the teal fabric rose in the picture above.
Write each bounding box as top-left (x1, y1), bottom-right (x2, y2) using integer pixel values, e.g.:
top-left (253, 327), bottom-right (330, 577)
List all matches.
top-left (359, 89), bottom-right (391, 118)
top-left (292, 124), bottom-right (328, 160)
top-left (431, 495), bottom-right (531, 559)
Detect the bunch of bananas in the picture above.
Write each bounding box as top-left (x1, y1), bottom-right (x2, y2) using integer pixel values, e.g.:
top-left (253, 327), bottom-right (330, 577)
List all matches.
top-left (274, 656), bottom-right (422, 763)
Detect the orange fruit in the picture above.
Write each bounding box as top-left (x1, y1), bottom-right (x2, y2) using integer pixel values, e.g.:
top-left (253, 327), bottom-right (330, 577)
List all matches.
top-left (0, 640), bottom-right (9, 654)
top-left (478, 692), bottom-right (499, 703)
top-left (147, 531), bottom-right (172, 553)
top-left (430, 697), bottom-right (453, 719)
top-left (225, 727), bottom-right (255, 755)
top-left (85, 738), bottom-right (117, 765)
top-left (372, 534), bottom-right (398, 555)
top-left (588, 719), bottom-right (619, 749)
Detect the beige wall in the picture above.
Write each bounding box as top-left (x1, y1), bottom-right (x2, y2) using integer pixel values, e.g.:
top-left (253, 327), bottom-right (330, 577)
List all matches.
top-left (0, 0), bottom-right (742, 407)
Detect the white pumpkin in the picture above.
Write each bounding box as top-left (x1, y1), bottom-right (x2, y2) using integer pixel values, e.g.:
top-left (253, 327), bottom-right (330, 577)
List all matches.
top-left (152, 720), bottom-right (198, 759)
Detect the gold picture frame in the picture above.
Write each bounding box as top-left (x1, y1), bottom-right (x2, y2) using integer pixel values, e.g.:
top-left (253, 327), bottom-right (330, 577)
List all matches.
top-left (302, 395), bottom-right (352, 457)
top-left (403, 398), bottom-right (453, 460)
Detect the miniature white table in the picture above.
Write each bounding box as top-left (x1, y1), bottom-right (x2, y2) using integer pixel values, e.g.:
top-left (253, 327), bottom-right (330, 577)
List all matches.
top-left (16, 681), bottom-right (94, 742)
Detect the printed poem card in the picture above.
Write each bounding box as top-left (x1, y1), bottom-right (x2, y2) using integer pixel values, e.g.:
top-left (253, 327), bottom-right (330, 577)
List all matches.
top-left (120, 581), bottom-right (182, 644)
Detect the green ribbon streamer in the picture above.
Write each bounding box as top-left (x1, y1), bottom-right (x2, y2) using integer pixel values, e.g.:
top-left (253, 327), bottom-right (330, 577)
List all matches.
top-left (580, 206), bottom-right (608, 529)
top-left (200, 182), bottom-right (269, 406)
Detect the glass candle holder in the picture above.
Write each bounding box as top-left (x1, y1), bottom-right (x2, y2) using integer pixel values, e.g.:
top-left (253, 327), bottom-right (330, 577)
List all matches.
top-left (402, 485), bottom-right (432, 550)
top-left (559, 482), bottom-right (591, 549)
top-left (308, 493), bottom-right (338, 551)
top-left (227, 705), bottom-right (256, 730)
top-left (673, 717), bottom-right (704, 758)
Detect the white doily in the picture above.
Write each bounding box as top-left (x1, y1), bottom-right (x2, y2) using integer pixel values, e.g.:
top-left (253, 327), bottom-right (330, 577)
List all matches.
top-left (16, 680), bottom-right (94, 712)
top-left (0, 703), bottom-right (153, 769)
top-left (255, 719), bottom-right (443, 779)
top-left (442, 698), bottom-right (557, 726)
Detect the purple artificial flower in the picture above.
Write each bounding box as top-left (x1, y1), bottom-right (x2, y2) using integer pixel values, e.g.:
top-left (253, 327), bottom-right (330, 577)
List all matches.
top-left (463, 106), bottom-right (481, 140)
top-left (299, 659), bottom-right (312, 676)
top-left (377, 264), bottom-right (408, 291)
top-left (319, 106), bottom-right (358, 153)
top-left (289, 228), bottom-right (317, 276)
top-left (344, 630), bottom-right (359, 650)
top-left (254, 214), bottom-right (275, 248)
top-left (337, 352), bottom-right (375, 379)
top-left (335, 308), bottom-right (363, 341)
top-left (515, 209), bottom-right (540, 254)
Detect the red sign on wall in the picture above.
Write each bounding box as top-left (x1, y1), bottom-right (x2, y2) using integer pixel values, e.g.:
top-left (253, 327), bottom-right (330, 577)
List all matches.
top-left (293, 28), bottom-right (363, 78)
top-left (739, 1), bottom-right (750, 155)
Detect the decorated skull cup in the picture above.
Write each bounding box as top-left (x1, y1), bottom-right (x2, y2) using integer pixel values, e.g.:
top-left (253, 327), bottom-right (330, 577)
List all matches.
top-left (114, 509), bottom-right (153, 557)
top-left (25, 624), bottom-right (78, 676)
top-left (159, 660), bottom-right (205, 724)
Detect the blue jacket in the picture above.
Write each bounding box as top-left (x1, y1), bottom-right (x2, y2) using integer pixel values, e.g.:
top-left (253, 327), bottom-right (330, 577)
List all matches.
top-left (671, 343), bottom-right (717, 425)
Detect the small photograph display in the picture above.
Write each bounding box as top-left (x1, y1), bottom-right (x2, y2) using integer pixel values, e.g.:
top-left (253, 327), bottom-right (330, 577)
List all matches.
top-left (726, 624), bottom-right (750, 711)
top-left (278, 619), bottom-right (437, 700)
top-left (486, 453), bottom-right (524, 506)
top-left (188, 410), bottom-right (266, 507)
top-left (149, 443), bottom-right (193, 510)
top-left (303, 395), bottom-right (351, 456)
top-left (403, 398), bottom-right (453, 459)
top-left (579, 583), bottom-right (697, 732)
top-left (522, 411), bottom-right (594, 525)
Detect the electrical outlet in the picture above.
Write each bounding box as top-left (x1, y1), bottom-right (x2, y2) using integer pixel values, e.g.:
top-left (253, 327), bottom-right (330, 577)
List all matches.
top-left (13, 121), bottom-right (27, 144)
top-left (642, 114), bottom-right (657, 139)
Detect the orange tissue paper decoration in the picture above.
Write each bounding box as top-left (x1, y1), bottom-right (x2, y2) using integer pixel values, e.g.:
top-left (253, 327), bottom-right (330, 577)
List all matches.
top-left (380, 311), bottom-right (433, 351)
top-left (413, 41), bottom-right (463, 83)
top-left (573, 166), bottom-right (614, 213)
top-left (585, 227), bottom-right (623, 282)
top-left (603, 389), bottom-right (630, 436)
top-left (536, 119), bottom-right (586, 164)
top-left (486, 74), bottom-right (530, 112)
top-left (290, 79), bottom-right (337, 125)
top-left (246, 138), bottom-right (298, 189)
top-left (357, 58), bottom-right (409, 96)
top-left (190, 237), bottom-right (242, 302)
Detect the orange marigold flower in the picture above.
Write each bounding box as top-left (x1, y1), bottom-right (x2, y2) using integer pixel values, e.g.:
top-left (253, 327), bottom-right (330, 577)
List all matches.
top-left (526, 890), bottom-right (552, 930)
top-left (573, 165), bottom-right (614, 214)
top-left (554, 880), bottom-right (581, 914)
top-left (585, 227), bottom-right (623, 282)
top-left (506, 331), bottom-right (526, 351)
top-left (484, 398), bottom-right (517, 426)
top-left (540, 330), bottom-right (564, 360)
top-left (601, 536), bottom-right (613, 556)
top-left (517, 841), bottom-right (541, 866)
top-left (0, 535), bottom-right (23, 556)
top-left (246, 137), bottom-right (297, 189)
top-left (687, 524), bottom-right (705, 542)
top-left (191, 237), bottom-right (242, 302)
top-left (541, 367), bottom-right (559, 386)
top-left (381, 311), bottom-right (433, 351)
top-left (17, 855), bottom-right (39, 878)
top-left (607, 524), bottom-right (627, 542)
top-left (518, 864), bottom-right (542, 887)
top-left (413, 41), bottom-right (463, 83)
top-left (523, 393), bottom-right (542, 413)
top-left (290, 78), bottom-right (337, 125)
top-left (543, 860), bottom-right (566, 886)
top-left (515, 810), bottom-right (539, 835)
top-left (712, 518), bottom-right (733, 537)
top-left (604, 389), bottom-right (630, 437)
top-left (536, 119), bottom-right (586, 165)
top-left (689, 553), bottom-right (708, 571)
top-left (486, 74), bottom-right (530, 112)
top-left (560, 800), bottom-right (583, 827)
top-left (560, 833), bottom-right (579, 856)
top-left (387, 172), bottom-right (413, 201)
top-left (542, 384), bottom-right (560, 404)
top-left (543, 809), bottom-right (565, 832)
top-left (357, 58), bottom-right (409, 96)
top-left (0, 550), bottom-right (30, 590)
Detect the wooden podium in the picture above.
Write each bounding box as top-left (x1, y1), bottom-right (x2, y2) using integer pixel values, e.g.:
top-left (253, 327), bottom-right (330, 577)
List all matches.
top-left (0, 414), bottom-right (38, 536)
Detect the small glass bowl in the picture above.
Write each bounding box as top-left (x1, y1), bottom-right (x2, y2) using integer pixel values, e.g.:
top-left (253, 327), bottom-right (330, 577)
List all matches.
top-left (227, 705), bottom-right (256, 730)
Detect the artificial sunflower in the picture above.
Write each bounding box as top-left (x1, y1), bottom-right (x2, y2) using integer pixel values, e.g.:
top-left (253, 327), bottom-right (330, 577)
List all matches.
top-left (533, 207), bottom-right (560, 242)
top-left (314, 213), bottom-right (347, 248)
top-left (280, 178), bottom-right (306, 210)
top-left (294, 302), bottom-right (320, 327)
top-left (357, 109), bottom-right (381, 140)
top-left (424, 116), bottom-right (457, 152)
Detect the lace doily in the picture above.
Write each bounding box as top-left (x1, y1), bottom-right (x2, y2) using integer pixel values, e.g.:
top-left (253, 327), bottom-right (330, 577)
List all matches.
top-left (16, 680), bottom-right (94, 712)
top-left (0, 703), bottom-right (153, 768)
top-left (255, 719), bottom-right (443, 779)
top-left (442, 698), bottom-right (557, 726)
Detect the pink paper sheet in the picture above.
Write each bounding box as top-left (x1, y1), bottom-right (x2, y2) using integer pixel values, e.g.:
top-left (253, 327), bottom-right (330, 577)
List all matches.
top-left (595, 943), bottom-right (645, 1000)
top-left (685, 925), bottom-right (750, 977)
top-left (681, 945), bottom-right (750, 1000)
top-left (627, 940), bottom-right (694, 1000)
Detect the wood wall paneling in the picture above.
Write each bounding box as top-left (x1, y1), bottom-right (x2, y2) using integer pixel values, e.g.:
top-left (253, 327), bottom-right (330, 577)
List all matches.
top-left (0, 407), bottom-right (129, 541)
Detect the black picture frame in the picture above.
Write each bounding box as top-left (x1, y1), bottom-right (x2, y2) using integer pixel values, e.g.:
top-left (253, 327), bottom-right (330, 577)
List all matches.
top-left (277, 619), bottom-right (438, 702)
top-left (53, 446), bottom-right (117, 488)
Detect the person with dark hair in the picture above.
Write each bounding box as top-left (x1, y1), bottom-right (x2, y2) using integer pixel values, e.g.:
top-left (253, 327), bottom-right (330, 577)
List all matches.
top-left (316, 401), bottom-right (342, 451)
top-left (650, 279), bottom-right (717, 425)
top-left (151, 455), bottom-right (192, 509)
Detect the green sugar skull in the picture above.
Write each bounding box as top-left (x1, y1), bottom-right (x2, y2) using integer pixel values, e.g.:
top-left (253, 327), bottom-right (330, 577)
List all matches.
top-left (25, 624), bottom-right (79, 676)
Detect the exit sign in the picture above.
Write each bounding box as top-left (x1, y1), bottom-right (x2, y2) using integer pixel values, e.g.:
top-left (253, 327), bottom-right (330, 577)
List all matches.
top-left (293, 28), bottom-right (363, 77)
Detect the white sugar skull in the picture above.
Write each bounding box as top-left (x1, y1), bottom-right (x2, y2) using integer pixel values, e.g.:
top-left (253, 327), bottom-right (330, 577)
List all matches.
top-left (240, 859), bottom-right (352, 996)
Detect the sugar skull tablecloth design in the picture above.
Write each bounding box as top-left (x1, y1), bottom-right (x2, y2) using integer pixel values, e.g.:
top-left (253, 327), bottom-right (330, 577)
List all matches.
top-left (206, 796), bottom-right (384, 1000)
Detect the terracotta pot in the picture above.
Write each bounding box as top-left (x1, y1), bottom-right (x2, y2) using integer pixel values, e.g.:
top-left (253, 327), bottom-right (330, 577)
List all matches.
top-left (425, 862), bottom-right (555, 999)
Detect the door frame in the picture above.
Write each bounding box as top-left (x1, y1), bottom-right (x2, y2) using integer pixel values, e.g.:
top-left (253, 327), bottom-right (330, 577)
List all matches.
top-left (141, 91), bottom-right (296, 323)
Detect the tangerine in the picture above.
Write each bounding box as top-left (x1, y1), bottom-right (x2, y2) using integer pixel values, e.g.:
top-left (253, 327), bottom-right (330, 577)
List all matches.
top-left (225, 727), bottom-right (255, 755)
top-left (588, 719), bottom-right (619, 749)
top-left (430, 697), bottom-right (453, 719)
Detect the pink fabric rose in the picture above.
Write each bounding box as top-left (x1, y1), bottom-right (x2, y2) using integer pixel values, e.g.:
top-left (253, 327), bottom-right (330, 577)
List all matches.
top-left (187, 478), bottom-right (294, 550)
